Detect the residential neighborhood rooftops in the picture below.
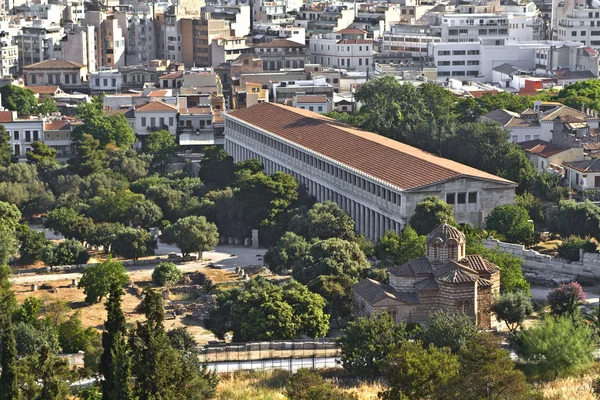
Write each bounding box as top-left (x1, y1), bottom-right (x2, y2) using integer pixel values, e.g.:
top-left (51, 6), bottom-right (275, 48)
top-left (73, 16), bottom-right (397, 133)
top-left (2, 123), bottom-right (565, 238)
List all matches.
top-left (520, 139), bottom-right (570, 158)
top-left (563, 159), bottom-right (600, 173)
top-left (228, 103), bottom-right (515, 191)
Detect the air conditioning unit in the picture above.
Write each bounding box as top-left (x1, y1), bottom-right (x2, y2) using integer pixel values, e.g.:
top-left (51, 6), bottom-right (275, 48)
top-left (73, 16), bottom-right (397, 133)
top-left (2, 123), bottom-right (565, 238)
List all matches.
top-left (195, 129), bottom-right (200, 135)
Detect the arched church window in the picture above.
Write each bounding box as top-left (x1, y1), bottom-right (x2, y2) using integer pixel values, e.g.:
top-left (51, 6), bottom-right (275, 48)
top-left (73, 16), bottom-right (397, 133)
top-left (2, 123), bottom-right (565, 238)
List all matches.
top-left (457, 300), bottom-right (463, 312)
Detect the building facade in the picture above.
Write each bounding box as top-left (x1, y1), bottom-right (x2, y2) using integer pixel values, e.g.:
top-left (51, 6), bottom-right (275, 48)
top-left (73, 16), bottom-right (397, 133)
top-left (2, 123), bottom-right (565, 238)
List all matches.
top-left (225, 103), bottom-right (516, 241)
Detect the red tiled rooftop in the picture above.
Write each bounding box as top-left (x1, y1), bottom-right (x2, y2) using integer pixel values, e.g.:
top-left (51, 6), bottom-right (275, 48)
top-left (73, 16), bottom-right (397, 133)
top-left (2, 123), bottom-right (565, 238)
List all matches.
top-left (0, 111), bottom-right (14, 123)
top-left (44, 120), bottom-right (70, 131)
top-left (256, 39), bottom-right (306, 48)
top-left (228, 103), bottom-right (515, 191)
top-left (26, 85), bottom-right (60, 95)
top-left (135, 101), bottom-right (178, 112)
top-left (520, 139), bottom-right (570, 158)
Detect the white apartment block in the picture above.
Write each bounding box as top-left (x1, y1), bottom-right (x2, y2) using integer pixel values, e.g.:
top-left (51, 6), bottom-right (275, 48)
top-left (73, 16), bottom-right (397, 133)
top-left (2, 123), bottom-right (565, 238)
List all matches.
top-left (310, 29), bottom-right (374, 71)
top-left (84, 12), bottom-right (126, 69)
top-left (134, 101), bottom-right (179, 139)
top-left (440, 13), bottom-right (509, 42)
top-left (0, 111), bottom-right (44, 158)
top-left (202, 4), bottom-right (251, 37)
top-left (382, 24), bottom-right (441, 58)
top-left (90, 69), bottom-right (123, 93)
top-left (555, 6), bottom-right (600, 47)
top-left (0, 39), bottom-right (18, 77)
top-left (211, 37), bottom-right (252, 65)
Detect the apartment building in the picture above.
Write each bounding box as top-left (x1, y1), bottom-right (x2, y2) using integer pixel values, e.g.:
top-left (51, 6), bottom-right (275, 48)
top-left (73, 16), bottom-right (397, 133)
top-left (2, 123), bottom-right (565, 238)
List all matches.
top-left (310, 29), bottom-right (373, 71)
top-left (0, 34), bottom-right (18, 77)
top-left (440, 13), bottom-right (509, 43)
top-left (0, 110), bottom-right (44, 158)
top-left (272, 76), bottom-right (334, 103)
top-left (134, 101), bottom-right (178, 139)
top-left (84, 12), bottom-right (126, 68)
top-left (295, 3), bottom-right (356, 35)
top-left (555, 6), bottom-right (600, 47)
top-left (115, 7), bottom-right (157, 66)
top-left (202, 4), bottom-right (251, 37)
top-left (211, 37), bottom-right (252, 65)
top-left (90, 68), bottom-right (123, 93)
top-left (59, 25), bottom-right (97, 73)
top-left (254, 38), bottom-right (310, 70)
top-left (382, 24), bottom-right (441, 58)
top-left (18, 21), bottom-right (64, 67)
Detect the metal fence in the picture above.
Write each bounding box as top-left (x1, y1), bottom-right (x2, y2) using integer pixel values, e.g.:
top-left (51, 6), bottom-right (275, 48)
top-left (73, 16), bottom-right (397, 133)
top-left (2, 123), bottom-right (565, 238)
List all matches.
top-left (199, 339), bottom-right (342, 373)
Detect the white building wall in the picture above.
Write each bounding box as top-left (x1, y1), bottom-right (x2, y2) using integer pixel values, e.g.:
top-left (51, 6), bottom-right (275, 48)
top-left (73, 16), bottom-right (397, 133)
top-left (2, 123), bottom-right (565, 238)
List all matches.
top-left (135, 111), bottom-right (178, 137)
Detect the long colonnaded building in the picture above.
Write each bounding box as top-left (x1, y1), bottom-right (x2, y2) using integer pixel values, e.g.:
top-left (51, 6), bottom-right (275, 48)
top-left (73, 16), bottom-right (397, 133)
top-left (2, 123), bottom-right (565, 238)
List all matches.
top-left (224, 102), bottom-right (516, 241)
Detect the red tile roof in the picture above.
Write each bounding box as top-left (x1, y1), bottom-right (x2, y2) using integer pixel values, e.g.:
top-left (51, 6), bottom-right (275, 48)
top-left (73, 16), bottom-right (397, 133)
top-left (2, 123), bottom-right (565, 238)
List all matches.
top-left (22, 59), bottom-right (84, 70)
top-left (44, 120), bottom-right (70, 131)
top-left (0, 111), bottom-right (14, 123)
top-left (228, 103), bottom-right (515, 190)
top-left (179, 107), bottom-right (212, 115)
top-left (159, 71), bottom-right (183, 80)
top-left (26, 85), bottom-right (60, 95)
top-left (335, 28), bottom-right (367, 34)
top-left (520, 139), bottom-right (570, 158)
top-left (256, 39), bottom-right (306, 48)
top-left (337, 39), bottom-right (372, 44)
top-left (295, 95), bottom-right (329, 104)
top-left (135, 101), bottom-right (178, 112)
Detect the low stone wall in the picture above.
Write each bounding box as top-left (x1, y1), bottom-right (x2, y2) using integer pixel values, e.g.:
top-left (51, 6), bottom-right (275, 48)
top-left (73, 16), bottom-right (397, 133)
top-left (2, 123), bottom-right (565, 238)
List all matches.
top-left (483, 238), bottom-right (600, 286)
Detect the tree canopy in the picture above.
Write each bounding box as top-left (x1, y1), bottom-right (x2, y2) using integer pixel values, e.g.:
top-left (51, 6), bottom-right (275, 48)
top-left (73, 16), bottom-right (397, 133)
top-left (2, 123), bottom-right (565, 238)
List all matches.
top-left (0, 85), bottom-right (38, 115)
top-left (409, 196), bottom-right (456, 235)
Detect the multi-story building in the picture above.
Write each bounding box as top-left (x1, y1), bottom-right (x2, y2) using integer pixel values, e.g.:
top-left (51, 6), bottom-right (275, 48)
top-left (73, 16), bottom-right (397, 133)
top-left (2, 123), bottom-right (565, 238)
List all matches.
top-left (44, 118), bottom-right (74, 157)
top-left (90, 68), bottom-right (123, 93)
top-left (272, 76), bottom-right (335, 104)
top-left (440, 13), bottom-right (509, 43)
top-left (22, 59), bottom-right (87, 91)
top-left (59, 25), bottom-right (97, 73)
top-left (18, 21), bottom-right (64, 67)
top-left (210, 36), bottom-right (252, 65)
top-left (115, 7), bottom-right (157, 66)
top-left (134, 101), bottom-right (179, 141)
top-left (84, 12), bottom-right (126, 68)
top-left (295, 3), bottom-right (356, 36)
top-left (178, 105), bottom-right (221, 151)
top-left (310, 29), bottom-right (373, 71)
top-left (202, 4), bottom-right (251, 37)
top-left (189, 14), bottom-right (232, 67)
top-left (292, 94), bottom-right (332, 113)
top-left (254, 38), bottom-right (310, 70)
top-left (382, 24), bottom-right (441, 58)
top-left (555, 5), bottom-right (600, 47)
top-left (225, 103), bottom-right (517, 241)
top-left (0, 110), bottom-right (44, 158)
top-left (0, 37), bottom-right (18, 77)
top-left (120, 60), bottom-right (172, 91)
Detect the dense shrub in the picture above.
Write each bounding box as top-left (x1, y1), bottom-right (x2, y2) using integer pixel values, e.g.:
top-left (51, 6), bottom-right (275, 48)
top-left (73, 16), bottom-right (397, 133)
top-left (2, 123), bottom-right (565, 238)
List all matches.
top-left (557, 236), bottom-right (598, 262)
top-left (152, 262), bottom-right (182, 287)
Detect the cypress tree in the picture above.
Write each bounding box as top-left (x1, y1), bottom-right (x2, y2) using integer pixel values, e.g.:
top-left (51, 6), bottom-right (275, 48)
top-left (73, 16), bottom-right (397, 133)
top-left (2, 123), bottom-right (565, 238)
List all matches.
top-left (100, 285), bottom-right (131, 400)
top-left (0, 266), bottom-right (19, 400)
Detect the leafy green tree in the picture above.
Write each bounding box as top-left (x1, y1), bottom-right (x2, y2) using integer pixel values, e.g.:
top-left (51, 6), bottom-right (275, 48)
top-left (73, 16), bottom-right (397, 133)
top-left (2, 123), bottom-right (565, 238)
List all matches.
top-left (557, 79), bottom-right (600, 112)
top-left (100, 285), bottom-right (132, 400)
top-left (511, 315), bottom-right (595, 377)
top-left (131, 288), bottom-right (217, 400)
top-left (0, 84), bottom-right (38, 115)
top-left (491, 291), bottom-right (533, 332)
top-left (145, 130), bottom-right (178, 174)
top-left (78, 258), bottom-right (129, 304)
top-left (485, 205), bottom-right (537, 246)
top-left (167, 327), bottom-right (198, 353)
top-left (409, 196), bottom-right (457, 235)
top-left (0, 265), bottom-right (19, 400)
top-left (445, 333), bottom-right (537, 400)
top-left (45, 207), bottom-right (93, 242)
top-left (87, 190), bottom-right (163, 229)
top-left (37, 95), bottom-right (58, 116)
top-left (483, 248), bottom-right (530, 293)
top-left (234, 158), bottom-right (264, 174)
top-left (161, 216), bottom-right (219, 258)
top-left (263, 231), bottom-right (309, 274)
top-left (515, 192), bottom-right (546, 223)
top-left (235, 171), bottom-right (298, 235)
top-left (379, 341), bottom-right (459, 400)
top-left (112, 228), bottom-right (156, 261)
top-left (57, 312), bottom-right (100, 354)
top-left (207, 277), bottom-right (329, 341)
top-left (337, 313), bottom-right (412, 378)
top-left (292, 238), bottom-right (369, 285)
top-left (98, 284), bottom-right (131, 400)
top-left (15, 296), bottom-right (43, 324)
top-left (73, 95), bottom-right (135, 148)
top-left (68, 133), bottom-right (109, 176)
top-left (375, 227), bottom-right (426, 265)
top-left (285, 369), bottom-right (356, 400)
top-left (42, 239), bottom-right (90, 268)
top-left (547, 282), bottom-right (586, 317)
top-left (0, 125), bottom-right (16, 167)
top-left (308, 274), bottom-right (355, 326)
top-left (152, 262), bottom-right (182, 286)
top-left (557, 235), bottom-right (597, 262)
top-left (289, 201), bottom-right (356, 241)
top-left (16, 223), bottom-right (50, 265)
top-left (198, 146), bottom-right (235, 189)
top-left (0, 229), bottom-right (18, 266)
top-left (26, 141), bottom-right (57, 166)
top-left (108, 149), bottom-right (148, 181)
top-left (548, 200), bottom-right (600, 240)
top-left (19, 345), bottom-right (73, 400)
top-left (87, 222), bottom-right (125, 253)
top-left (422, 310), bottom-right (478, 353)
top-left (0, 200), bottom-right (21, 231)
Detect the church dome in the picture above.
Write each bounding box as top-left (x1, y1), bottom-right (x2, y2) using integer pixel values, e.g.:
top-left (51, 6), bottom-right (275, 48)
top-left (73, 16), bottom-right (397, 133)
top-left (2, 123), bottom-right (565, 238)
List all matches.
top-left (426, 223), bottom-right (465, 246)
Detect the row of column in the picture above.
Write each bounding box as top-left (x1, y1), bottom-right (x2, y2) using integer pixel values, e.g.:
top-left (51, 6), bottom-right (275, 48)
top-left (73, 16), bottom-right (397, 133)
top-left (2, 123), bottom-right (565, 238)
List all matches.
top-left (226, 139), bottom-right (403, 242)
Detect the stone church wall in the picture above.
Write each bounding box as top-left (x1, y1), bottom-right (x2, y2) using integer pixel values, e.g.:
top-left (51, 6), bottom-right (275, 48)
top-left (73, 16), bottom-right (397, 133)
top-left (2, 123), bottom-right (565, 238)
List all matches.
top-left (483, 237), bottom-right (600, 285)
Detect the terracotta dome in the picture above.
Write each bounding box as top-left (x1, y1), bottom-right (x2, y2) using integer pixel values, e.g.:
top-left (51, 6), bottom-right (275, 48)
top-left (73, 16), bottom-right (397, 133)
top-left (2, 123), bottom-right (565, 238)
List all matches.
top-left (426, 223), bottom-right (465, 246)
